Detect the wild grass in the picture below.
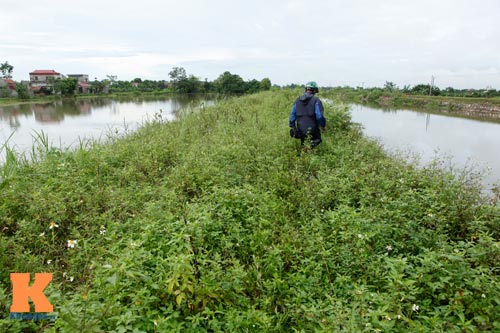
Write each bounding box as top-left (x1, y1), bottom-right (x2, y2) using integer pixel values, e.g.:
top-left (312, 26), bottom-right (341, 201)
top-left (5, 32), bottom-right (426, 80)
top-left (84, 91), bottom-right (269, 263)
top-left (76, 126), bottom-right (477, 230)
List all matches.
top-left (0, 90), bottom-right (499, 332)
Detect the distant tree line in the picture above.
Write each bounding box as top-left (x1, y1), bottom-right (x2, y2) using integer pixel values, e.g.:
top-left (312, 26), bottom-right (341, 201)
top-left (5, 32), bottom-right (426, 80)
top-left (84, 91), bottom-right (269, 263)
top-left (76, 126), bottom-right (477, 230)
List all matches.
top-left (402, 84), bottom-right (500, 98)
top-left (0, 61), bottom-right (273, 99)
top-left (2, 59), bottom-right (499, 99)
top-left (379, 81), bottom-right (500, 98)
top-left (319, 83), bottom-right (500, 107)
top-left (106, 67), bottom-right (272, 95)
top-left (286, 81), bottom-right (500, 98)
top-left (165, 67), bottom-right (272, 94)
top-left (75, 67), bottom-right (272, 95)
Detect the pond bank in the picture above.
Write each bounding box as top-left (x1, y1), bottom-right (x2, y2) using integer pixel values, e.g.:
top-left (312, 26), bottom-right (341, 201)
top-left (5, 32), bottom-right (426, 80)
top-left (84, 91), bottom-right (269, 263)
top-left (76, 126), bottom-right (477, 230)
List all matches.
top-left (380, 95), bottom-right (500, 119)
top-left (329, 91), bottom-right (500, 120)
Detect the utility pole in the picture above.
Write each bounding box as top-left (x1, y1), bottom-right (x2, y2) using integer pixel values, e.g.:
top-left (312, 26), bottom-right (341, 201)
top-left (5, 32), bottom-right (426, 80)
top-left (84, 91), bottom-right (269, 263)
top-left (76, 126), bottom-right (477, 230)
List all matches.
top-left (106, 75), bottom-right (117, 85)
top-left (429, 75), bottom-right (435, 96)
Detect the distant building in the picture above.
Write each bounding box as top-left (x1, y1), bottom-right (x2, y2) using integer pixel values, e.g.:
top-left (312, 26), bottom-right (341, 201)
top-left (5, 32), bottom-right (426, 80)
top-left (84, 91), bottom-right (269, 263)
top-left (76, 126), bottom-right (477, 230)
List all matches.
top-left (0, 78), bottom-right (17, 97)
top-left (29, 69), bottom-right (62, 94)
top-left (67, 74), bottom-right (89, 83)
top-left (29, 69), bottom-right (61, 83)
top-left (67, 74), bottom-right (90, 93)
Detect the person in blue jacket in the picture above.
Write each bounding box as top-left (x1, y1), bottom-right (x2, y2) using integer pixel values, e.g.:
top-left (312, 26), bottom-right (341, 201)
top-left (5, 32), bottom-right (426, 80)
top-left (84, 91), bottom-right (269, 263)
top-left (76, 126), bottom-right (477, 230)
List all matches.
top-left (289, 81), bottom-right (326, 147)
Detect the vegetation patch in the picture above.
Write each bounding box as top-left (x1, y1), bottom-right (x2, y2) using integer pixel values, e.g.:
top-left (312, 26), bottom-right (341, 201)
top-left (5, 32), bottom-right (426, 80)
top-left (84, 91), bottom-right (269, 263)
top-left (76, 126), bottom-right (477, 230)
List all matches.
top-left (1, 90), bottom-right (499, 332)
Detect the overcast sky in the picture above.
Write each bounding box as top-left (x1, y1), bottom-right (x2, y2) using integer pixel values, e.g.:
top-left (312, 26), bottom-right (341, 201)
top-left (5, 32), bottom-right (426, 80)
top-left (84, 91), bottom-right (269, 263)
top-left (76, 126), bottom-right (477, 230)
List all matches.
top-left (1, 0), bottom-right (499, 89)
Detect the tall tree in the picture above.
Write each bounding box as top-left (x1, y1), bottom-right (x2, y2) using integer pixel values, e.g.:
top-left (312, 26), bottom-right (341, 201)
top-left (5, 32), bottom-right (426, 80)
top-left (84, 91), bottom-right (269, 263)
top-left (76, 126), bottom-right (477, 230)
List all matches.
top-left (411, 84), bottom-right (440, 96)
top-left (214, 71), bottom-right (246, 94)
top-left (0, 61), bottom-right (14, 79)
top-left (91, 80), bottom-right (105, 94)
top-left (185, 75), bottom-right (203, 93)
top-left (384, 81), bottom-right (397, 92)
top-left (259, 78), bottom-right (272, 91)
top-left (169, 67), bottom-right (187, 81)
top-left (16, 83), bottom-right (30, 99)
top-left (169, 67), bottom-right (188, 93)
top-left (54, 78), bottom-right (78, 96)
top-left (246, 79), bottom-right (261, 93)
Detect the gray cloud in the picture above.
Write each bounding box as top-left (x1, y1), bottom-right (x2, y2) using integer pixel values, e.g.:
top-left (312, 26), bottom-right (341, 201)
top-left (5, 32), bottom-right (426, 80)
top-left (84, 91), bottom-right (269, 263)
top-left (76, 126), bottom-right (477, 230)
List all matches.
top-left (1, 0), bottom-right (499, 88)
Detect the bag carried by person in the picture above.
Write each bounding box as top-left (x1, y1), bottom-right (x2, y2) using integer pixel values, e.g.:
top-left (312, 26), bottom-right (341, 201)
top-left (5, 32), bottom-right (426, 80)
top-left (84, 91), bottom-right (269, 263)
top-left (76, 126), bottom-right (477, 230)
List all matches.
top-left (289, 127), bottom-right (303, 139)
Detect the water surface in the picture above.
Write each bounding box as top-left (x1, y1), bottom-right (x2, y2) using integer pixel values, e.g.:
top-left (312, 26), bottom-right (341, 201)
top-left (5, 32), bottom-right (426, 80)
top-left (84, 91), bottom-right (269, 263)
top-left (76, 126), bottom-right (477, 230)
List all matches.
top-left (349, 104), bottom-right (500, 190)
top-left (0, 95), bottom-right (210, 162)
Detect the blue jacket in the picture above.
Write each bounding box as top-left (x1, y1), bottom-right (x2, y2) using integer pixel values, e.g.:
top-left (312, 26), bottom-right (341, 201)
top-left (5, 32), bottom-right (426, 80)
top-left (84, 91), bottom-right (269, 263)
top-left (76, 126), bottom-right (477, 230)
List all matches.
top-left (289, 92), bottom-right (326, 135)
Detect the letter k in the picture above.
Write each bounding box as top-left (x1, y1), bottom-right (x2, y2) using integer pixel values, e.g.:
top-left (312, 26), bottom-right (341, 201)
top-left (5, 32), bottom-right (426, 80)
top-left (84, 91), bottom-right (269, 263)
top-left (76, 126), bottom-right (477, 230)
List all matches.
top-left (10, 273), bottom-right (53, 313)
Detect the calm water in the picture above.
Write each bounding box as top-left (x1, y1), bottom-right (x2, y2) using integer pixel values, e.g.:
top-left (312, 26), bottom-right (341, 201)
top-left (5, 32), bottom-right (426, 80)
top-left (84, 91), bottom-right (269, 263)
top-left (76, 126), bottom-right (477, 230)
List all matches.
top-left (0, 95), bottom-right (211, 163)
top-left (2, 98), bottom-right (500, 190)
top-left (350, 104), bottom-right (500, 190)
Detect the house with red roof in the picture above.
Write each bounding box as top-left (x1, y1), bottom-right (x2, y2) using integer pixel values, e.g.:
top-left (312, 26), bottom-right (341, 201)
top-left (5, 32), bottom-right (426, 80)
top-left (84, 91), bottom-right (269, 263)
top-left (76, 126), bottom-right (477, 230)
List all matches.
top-left (29, 69), bottom-right (62, 94)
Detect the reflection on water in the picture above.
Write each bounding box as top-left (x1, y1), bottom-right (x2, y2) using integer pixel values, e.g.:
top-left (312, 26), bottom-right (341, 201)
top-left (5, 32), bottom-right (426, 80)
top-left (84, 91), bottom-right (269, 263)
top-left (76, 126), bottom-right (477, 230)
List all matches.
top-left (0, 95), bottom-right (206, 127)
top-left (0, 95), bottom-right (212, 162)
top-left (350, 104), bottom-right (500, 190)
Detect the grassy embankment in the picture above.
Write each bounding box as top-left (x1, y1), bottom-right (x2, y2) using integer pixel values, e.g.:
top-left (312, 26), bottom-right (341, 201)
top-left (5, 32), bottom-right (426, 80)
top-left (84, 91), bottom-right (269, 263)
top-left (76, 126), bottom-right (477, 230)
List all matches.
top-left (325, 88), bottom-right (500, 119)
top-left (1, 90), bottom-right (499, 332)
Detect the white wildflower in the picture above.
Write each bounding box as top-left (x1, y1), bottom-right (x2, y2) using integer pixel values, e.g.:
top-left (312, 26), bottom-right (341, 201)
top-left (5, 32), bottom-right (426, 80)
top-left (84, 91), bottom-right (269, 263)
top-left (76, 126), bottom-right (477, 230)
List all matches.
top-left (69, 276), bottom-right (74, 282)
top-left (412, 304), bottom-right (419, 312)
top-left (99, 225), bottom-right (106, 235)
top-left (481, 293), bottom-right (486, 298)
top-left (67, 240), bottom-right (78, 248)
top-left (49, 222), bottom-right (59, 229)
top-left (46, 259), bottom-right (52, 265)
top-left (386, 245), bottom-right (393, 252)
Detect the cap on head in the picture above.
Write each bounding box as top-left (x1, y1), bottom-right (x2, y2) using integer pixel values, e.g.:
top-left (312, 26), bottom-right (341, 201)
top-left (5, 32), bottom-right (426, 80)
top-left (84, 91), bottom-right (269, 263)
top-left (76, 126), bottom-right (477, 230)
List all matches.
top-left (305, 81), bottom-right (319, 93)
